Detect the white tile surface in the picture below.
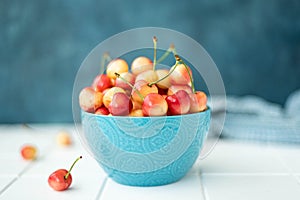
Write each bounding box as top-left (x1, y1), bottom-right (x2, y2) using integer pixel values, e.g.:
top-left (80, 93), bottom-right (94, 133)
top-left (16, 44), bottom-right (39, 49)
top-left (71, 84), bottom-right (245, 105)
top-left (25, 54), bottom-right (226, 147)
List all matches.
top-left (101, 173), bottom-right (205, 200)
top-left (24, 148), bottom-right (105, 178)
top-left (202, 174), bottom-right (300, 200)
top-left (271, 145), bottom-right (300, 174)
top-left (0, 157), bottom-right (30, 176)
top-left (0, 175), bottom-right (17, 194)
top-left (199, 140), bottom-right (288, 174)
top-left (1, 174), bottom-right (106, 200)
top-left (0, 126), bottom-right (54, 159)
top-left (1, 124), bottom-right (300, 200)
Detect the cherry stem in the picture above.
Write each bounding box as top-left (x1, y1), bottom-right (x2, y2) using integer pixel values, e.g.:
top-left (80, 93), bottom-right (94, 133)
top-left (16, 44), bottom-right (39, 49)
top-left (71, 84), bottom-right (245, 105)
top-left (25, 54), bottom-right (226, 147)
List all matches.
top-left (100, 52), bottom-right (112, 73)
top-left (172, 46), bottom-right (178, 55)
top-left (156, 44), bottom-right (176, 64)
top-left (148, 60), bottom-right (180, 87)
top-left (114, 72), bottom-right (135, 88)
top-left (64, 156), bottom-right (82, 180)
top-left (114, 72), bottom-right (144, 101)
top-left (152, 36), bottom-right (157, 70)
top-left (175, 55), bottom-right (195, 93)
top-left (148, 55), bottom-right (195, 93)
top-left (22, 123), bottom-right (33, 130)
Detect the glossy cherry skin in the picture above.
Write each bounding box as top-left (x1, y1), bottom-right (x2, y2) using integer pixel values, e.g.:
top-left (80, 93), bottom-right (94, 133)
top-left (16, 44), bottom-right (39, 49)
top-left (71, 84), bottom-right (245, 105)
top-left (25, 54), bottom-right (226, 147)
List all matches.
top-left (106, 59), bottom-right (129, 79)
top-left (48, 169), bottom-right (72, 191)
top-left (79, 87), bottom-right (103, 113)
top-left (102, 87), bottom-right (126, 108)
top-left (108, 92), bottom-right (133, 116)
top-left (95, 106), bottom-right (110, 115)
top-left (142, 93), bottom-right (168, 116)
top-left (169, 63), bottom-right (192, 85)
top-left (166, 90), bottom-right (191, 115)
top-left (131, 80), bottom-right (158, 104)
top-left (167, 85), bottom-right (193, 96)
top-left (92, 74), bottom-right (112, 92)
top-left (189, 91), bottom-right (207, 113)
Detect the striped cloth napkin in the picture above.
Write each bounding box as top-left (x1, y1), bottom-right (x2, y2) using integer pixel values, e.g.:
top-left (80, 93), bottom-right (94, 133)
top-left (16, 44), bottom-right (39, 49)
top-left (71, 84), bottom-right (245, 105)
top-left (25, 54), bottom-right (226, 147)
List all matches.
top-left (210, 89), bottom-right (300, 144)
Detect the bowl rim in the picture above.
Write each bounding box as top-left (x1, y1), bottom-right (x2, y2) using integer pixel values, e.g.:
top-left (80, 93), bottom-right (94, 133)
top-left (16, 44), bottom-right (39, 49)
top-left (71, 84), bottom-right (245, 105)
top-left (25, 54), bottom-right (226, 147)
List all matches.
top-left (81, 107), bottom-right (210, 119)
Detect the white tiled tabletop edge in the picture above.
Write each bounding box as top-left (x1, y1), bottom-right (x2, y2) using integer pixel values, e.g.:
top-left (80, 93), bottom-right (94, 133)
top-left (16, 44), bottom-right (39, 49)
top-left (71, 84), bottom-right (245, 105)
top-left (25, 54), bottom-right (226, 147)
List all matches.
top-left (1, 124), bottom-right (300, 199)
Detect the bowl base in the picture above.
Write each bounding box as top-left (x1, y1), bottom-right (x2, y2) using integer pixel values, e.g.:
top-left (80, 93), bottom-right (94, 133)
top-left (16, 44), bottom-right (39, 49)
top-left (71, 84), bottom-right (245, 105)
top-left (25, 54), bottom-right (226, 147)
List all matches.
top-left (104, 168), bottom-right (188, 187)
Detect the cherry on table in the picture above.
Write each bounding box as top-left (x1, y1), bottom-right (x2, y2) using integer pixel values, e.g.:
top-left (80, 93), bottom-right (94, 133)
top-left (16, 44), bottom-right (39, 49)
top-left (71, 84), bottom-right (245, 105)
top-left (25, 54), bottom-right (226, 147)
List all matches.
top-left (48, 156), bottom-right (82, 191)
top-left (21, 144), bottom-right (37, 160)
top-left (56, 131), bottom-right (72, 147)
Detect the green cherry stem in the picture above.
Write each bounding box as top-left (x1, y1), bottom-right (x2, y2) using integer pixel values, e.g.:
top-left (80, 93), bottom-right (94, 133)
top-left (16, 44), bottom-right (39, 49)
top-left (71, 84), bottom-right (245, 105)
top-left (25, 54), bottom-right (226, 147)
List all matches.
top-left (148, 60), bottom-right (180, 87)
top-left (64, 156), bottom-right (82, 180)
top-left (100, 52), bottom-right (112, 73)
top-left (114, 72), bottom-right (135, 89)
top-left (156, 44), bottom-right (176, 64)
top-left (172, 46), bottom-right (178, 56)
top-left (175, 55), bottom-right (195, 93)
top-left (114, 72), bottom-right (144, 101)
top-left (152, 36), bottom-right (158, 70)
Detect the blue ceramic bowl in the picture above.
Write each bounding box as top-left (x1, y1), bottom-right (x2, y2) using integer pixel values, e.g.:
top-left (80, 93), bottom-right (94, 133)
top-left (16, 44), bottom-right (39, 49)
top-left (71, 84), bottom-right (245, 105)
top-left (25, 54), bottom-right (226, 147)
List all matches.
top-left (81, 109), bottom-right (210, 186)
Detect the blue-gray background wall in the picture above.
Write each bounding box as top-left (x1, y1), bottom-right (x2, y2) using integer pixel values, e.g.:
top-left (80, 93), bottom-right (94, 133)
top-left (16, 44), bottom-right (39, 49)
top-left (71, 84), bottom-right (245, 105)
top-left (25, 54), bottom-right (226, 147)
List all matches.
top-left (1, 0), bottom-right (299, 123)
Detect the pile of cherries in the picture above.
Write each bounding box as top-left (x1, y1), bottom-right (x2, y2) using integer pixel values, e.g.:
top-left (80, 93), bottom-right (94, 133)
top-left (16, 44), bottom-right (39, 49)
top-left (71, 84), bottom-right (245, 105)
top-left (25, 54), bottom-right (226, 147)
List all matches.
top-left (79, 37), bottom-right (207, 117)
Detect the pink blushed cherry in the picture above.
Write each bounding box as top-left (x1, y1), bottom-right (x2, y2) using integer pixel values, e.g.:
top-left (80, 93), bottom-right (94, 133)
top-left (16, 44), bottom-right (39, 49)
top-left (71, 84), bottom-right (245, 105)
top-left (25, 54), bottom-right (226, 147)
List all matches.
top-left (79, 87), bottom-right (103, 113)
top-left (92, 74), bottom-right (112, 92)
top-left (131, 80), bottom-right (158, 104)
top-left (102, 87), bottom-right (126, 108)
top-left (166, 90), bottom-right (191, 115)
top-left (169, 63), bottom-right (193, 86)
top-left (189, 91), bottom-right (208, 113)
top-left (48, 156), bottom-right (82, 191)
top-left (108, 92), bottom-right (133, 116)
top-left (167, 85), bottom-right (193, 96)
top-left (142, 93), bottom-right (168, 116)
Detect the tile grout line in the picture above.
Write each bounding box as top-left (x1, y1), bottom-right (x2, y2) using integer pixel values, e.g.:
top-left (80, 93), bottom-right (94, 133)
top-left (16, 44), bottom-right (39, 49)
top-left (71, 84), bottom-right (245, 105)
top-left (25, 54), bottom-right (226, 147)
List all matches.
top-left (95, 176), bottom-right (108, 200)
top-left (0, 144), bottom-right (56, 196)
top-left (194, 159), bottom-right (208, 200)
top-left (0, 177), bottom-right (18, 196)
top-left (198, 172), bottom-right (210, 200)
top-left (269, 146), bottom-right (300, 185)
top-left (0, 161), bottom-right (34, 196)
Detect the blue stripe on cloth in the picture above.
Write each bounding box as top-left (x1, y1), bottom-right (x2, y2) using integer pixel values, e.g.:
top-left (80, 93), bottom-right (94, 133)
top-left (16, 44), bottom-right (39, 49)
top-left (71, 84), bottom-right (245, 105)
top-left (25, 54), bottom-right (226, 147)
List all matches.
top-left (222, 113), bottom-right (300, 144)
